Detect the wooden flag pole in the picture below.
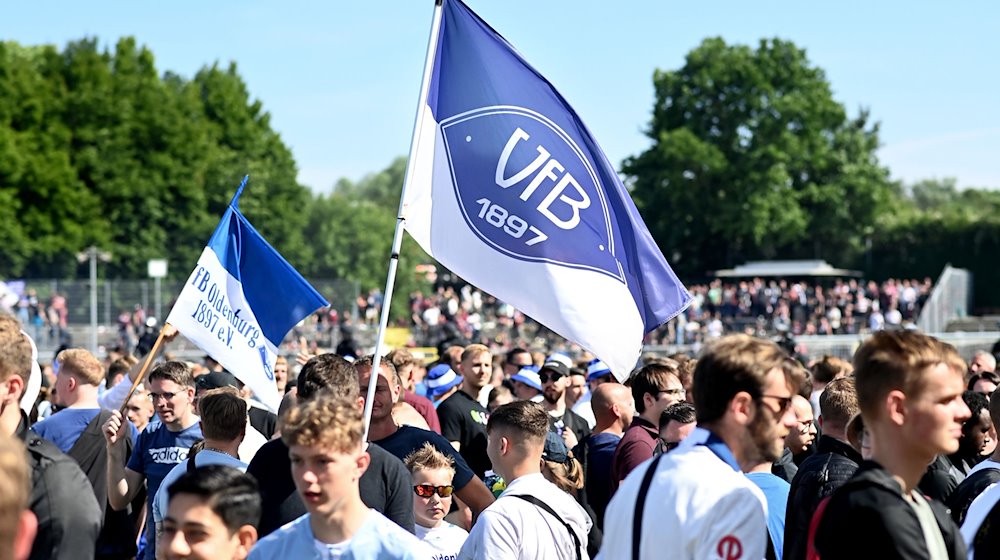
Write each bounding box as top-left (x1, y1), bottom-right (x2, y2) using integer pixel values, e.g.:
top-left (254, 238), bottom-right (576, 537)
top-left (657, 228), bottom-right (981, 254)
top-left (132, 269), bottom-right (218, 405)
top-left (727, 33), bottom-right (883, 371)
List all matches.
top-left (117, 323), bottom-right (170, 417)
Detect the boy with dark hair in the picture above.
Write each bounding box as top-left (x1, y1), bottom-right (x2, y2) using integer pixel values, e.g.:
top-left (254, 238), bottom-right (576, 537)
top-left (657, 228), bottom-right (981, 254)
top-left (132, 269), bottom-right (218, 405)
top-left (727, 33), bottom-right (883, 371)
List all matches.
top-left (162, 465), bottom-right (260, 560)
top-left (657, 401), bottom-right (696, 454)
top-left (813, 330), bottom-right (969, 558)
top-left (153, 387), bottom-right (249, 546)
top-left (611, 362), bottom-right (685, 489)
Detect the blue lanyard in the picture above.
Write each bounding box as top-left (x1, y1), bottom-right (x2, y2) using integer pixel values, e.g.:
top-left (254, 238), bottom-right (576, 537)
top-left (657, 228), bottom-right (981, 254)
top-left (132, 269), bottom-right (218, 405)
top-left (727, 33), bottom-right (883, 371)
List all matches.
top-left (697, 430), bottom-right (740, 472)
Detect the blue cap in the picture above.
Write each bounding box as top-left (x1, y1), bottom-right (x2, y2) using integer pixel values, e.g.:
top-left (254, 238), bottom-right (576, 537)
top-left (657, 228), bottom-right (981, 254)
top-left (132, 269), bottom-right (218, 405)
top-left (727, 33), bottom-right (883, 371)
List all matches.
top-left (510, 365), bottom-right (542, 391)
top-left (425, 364), bottom-right (462, 397)
top-left (586, 358), bottom-right (612, 381)
top-left (542, 431), bottom-right (570, 463)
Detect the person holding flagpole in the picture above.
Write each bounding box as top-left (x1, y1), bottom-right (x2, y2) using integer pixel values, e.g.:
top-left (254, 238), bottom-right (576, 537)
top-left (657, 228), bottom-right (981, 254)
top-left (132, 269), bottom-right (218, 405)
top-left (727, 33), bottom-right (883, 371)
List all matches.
top-left (104, 360), bottom-right (203, 560)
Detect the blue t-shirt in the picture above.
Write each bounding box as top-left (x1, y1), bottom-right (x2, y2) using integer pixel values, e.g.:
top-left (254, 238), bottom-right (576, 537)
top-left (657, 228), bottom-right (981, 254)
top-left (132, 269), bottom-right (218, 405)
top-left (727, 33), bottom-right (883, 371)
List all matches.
top-left (375, 425), bottom-right (475, 488)
top-left (746, 471), bottom-right (790, 560)
top-left (128, 421), bottom-right (202, 560)
top-left (250, 509), bottom-right (430, 559)
top-left (153, 450), bottom-right (247, 524)
top-left (584, 431), bottom-right (621, 528)
top-left (31, 407), bottom-right (138, 453)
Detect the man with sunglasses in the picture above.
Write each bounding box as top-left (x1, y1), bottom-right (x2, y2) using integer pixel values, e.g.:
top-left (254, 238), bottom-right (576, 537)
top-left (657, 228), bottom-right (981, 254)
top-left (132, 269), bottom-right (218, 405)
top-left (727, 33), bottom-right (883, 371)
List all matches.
top-left (610, 362), bottom-right (686, 492)
top-left (600, 334), bottom-right (802, 560)
top-left (104, 360), bottom-right (202, 560)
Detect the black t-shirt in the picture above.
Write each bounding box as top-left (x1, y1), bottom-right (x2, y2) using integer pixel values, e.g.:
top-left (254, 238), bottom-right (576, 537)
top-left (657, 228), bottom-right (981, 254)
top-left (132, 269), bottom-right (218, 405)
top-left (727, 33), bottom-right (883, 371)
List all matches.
top-left (437, 390), bottom-right (490, 478)
top-left (374, 425), bottom-right (475, 490)
top-left (248, 407), bottom-right (277, 439)
top-left (247, 437), bottom-right (415, 537)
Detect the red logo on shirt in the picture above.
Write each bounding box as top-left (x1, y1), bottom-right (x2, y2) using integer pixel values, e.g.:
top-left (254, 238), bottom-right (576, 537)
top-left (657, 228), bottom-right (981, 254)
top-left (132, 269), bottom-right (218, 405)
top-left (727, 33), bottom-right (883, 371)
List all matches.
top-left (717, 535), bottom-right (743, 560)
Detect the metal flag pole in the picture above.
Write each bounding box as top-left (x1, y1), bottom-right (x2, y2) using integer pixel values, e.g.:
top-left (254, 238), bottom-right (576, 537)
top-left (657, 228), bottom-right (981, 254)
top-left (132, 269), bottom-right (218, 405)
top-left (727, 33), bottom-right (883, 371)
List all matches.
top-left (361, 0), bottom-right (445, 442)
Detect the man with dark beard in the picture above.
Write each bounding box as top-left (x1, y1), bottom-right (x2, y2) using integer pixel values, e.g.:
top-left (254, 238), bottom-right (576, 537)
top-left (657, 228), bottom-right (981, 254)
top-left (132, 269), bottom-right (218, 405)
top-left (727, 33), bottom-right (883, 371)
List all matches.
top-left (599, 334), bottom-right (802, 560)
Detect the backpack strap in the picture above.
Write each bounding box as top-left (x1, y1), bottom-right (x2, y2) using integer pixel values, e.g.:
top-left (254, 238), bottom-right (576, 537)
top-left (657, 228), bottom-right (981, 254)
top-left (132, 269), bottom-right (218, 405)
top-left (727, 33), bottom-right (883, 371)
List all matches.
top-left (186, 440), bottom-right (206, 474)
top-left (510, 494), bottom-right (583, 560)
top-left (765, 528), bottom-right (777, 560)
top-left (67, 409), bottom-right (114, 460)
top-left (632, 452), bottom-right (666, 560)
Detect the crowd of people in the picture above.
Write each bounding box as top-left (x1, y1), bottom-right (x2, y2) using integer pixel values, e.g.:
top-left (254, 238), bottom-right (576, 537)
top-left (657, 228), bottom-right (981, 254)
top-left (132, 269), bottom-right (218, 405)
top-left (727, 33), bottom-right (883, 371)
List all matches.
top-left (0, 275), bottom-right (936, 370)
top-left (0, 286), bottom-right (72, 345)
top-left (293, 276), bottom-right (938, 365)
top-left (3, 308), bottom-right (1000, 559)
top-left (647, 276), bottom-right (936, 345)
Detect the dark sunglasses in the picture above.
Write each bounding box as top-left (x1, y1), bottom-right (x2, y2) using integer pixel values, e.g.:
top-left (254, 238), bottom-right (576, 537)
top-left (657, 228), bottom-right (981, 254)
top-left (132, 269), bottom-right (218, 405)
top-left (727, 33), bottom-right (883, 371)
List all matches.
top-left (539, 372), bottom-right (564, 383)
top-left (413, 484), bottom-right (454, 498)
top-left (758, 394), bottom-right (793, 415)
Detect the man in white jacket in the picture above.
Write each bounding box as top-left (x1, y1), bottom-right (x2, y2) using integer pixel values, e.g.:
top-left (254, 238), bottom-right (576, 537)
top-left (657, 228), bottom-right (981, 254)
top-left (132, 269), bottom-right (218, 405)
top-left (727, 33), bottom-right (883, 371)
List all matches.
top-left (600, 334), bottom-right (803, 560)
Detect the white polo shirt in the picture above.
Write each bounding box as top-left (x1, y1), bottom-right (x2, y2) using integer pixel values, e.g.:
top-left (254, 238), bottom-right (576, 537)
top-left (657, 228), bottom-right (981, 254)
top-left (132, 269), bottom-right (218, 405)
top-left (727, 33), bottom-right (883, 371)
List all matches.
top-left (458, 472), bottom-right (591, 560)
top-left (599, 427), bottom-right (768, 560)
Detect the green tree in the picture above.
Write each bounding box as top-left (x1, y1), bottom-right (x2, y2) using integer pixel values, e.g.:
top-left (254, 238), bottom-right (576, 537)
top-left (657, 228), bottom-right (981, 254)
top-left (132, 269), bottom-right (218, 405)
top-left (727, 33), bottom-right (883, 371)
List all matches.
top-left (0, 37), bottom-right (312, 281)
top-left (309, 157), bottom-right (430, 320)
top-left (191, 62), bottom-right (313, 273)
top-left (0, 41), bottom-right (108, 276)
top-left (624, 38), bottom-right (896, 277)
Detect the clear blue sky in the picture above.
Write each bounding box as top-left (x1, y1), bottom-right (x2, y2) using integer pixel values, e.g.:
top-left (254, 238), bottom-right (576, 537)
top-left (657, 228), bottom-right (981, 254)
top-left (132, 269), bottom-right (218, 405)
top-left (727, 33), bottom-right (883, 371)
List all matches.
top-left (4, 1), bottom-right (998, 193)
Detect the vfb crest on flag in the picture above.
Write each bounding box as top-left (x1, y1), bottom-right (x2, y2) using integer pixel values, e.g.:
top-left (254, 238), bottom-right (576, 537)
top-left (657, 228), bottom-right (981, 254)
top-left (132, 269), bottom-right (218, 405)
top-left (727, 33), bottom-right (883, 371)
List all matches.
top-left (441, 107), bottom-right (621, 281)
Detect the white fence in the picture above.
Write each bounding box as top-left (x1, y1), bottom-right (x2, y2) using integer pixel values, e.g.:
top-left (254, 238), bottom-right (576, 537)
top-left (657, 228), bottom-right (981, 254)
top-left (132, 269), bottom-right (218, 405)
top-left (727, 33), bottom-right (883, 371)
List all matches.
top-left (916, 265), bottom-right (972, 333)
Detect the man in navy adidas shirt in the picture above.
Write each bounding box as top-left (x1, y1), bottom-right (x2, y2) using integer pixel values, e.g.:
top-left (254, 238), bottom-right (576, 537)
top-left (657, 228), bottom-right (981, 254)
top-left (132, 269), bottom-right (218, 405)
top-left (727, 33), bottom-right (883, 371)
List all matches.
top-left (104, 361), bottom-right (202, 560)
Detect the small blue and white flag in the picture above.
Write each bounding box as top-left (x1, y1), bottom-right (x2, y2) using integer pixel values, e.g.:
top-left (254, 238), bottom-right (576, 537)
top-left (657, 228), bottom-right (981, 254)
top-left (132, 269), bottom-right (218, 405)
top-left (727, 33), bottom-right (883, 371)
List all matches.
top-left (403, 0), bottom-right (691, 380)
top-left (167, 177), bottom-right (328, 411)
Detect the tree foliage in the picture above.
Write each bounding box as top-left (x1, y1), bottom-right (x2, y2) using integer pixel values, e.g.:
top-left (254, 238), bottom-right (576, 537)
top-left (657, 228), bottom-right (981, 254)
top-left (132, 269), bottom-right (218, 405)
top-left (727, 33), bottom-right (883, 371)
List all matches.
top-left (624, 38), bottom-right (897, 277)
top-left (308, 157), bottom-right (430, 320)
top-left (0, 37), bottom-right (312, 280)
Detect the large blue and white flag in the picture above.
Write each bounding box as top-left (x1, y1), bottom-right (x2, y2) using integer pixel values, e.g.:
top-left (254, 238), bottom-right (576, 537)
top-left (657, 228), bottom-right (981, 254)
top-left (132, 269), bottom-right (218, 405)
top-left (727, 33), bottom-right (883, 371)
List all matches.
top-left (167, 178), bottom-right (328, 411)
top-left (403, 0), bottom-right (691, 379)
